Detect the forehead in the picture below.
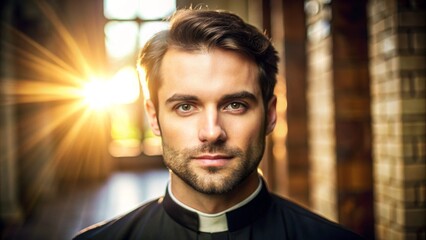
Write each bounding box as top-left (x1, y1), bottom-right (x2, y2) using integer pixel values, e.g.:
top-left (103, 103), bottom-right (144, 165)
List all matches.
top-left (158, 48), bottom-right (260, 99)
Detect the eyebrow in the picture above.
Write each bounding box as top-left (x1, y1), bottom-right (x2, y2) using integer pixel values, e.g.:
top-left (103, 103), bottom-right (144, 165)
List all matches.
top-left (165, 94), bottom-right (199, 104)
top-left (220, 91), bottom-right (257, 103)
top-left (165, 91), bottom-right (257, 104)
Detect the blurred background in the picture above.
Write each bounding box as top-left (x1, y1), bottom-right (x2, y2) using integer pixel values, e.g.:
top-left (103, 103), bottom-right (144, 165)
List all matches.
top-left (0, 0), bottom-right (424, 239)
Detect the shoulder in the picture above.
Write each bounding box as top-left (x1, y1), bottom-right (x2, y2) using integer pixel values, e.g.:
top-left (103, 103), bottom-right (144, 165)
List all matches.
top-left (73, 197), bottom-right (164, 240)
top-left (269, 194), bottom-right (364, 240)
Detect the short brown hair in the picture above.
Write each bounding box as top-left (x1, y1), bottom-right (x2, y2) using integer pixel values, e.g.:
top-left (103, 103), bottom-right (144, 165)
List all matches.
top-left (137, 9), bottom-right (278, 107)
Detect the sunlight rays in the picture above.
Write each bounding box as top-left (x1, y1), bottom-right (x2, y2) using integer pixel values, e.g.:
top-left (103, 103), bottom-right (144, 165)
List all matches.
top-left (15, 101), bottom-right (87, 155)
top-left (3, 79), bottom-right (83, 104)
top-left (1, 23), bottom-right (79, 76)
top-left (0, 1), bottom-right (114, 186)
top-left (50, 107), bottom-right (110, 181)
top-left (36, 0), bottom-right (93, 76)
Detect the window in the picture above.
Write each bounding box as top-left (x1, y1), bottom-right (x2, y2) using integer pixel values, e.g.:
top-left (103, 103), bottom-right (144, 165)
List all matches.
top-left (103, 0), bottom-right (175, 157)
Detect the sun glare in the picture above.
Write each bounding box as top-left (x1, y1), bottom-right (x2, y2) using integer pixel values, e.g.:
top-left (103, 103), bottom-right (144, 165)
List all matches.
top-left (83, 78), bottom-right (111, 109)
top-left (82, 67), bottom-right (140, 110)
top-left (109, 67), bottom-right (140, 104)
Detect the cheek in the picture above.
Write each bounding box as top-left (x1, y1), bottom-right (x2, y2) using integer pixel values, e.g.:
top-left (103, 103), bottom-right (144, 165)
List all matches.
top-left (224, 116), bottom-right (265, 145)
top-left (158, 117), bottom-right (198, 147)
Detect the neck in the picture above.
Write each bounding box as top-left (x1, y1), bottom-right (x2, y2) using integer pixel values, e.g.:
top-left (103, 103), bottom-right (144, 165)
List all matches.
top-left (170, 171), bottom-right (260, 214)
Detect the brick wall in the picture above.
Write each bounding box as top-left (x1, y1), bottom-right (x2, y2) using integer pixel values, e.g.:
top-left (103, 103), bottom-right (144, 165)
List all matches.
top-left (368, 0), bottom-right (426, 239)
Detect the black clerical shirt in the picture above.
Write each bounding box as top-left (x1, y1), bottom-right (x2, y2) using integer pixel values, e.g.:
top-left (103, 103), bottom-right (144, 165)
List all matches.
top-left (73, 180), bottom-right (363, 240)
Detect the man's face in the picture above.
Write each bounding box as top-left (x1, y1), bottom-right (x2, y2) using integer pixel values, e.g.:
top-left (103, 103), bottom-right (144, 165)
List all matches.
top-left (146, 48), bottom-right (276, 194)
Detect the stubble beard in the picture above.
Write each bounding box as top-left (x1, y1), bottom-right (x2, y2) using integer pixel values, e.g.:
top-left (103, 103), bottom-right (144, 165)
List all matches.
top-left (162, 140), bottom-right (265, 195)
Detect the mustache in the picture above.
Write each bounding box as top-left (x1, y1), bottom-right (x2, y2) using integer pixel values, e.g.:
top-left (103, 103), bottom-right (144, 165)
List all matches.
top-left (185, 142), bottom-right (244, 157)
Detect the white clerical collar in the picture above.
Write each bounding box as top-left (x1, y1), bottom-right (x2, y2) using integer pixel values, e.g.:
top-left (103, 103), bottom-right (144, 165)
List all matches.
top-left (168, 178), bottom-right (263, 233)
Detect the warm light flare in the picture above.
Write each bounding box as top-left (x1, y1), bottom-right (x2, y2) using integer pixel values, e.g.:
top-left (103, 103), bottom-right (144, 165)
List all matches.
top-left (82, 67), bottom-right (140, 109)
top-left (82, 78), bottom-right (111, 109)
top-left (109, 67), bottom-right (140, 104)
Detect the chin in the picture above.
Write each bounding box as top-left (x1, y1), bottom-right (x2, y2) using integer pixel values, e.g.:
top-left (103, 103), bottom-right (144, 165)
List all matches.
top-left (192, 173), bottom-right (245, 195)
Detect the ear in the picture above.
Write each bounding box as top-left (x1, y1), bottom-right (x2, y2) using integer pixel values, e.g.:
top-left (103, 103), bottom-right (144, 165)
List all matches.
top-left (265, 95), bottom-right (277, 135)
top-left (145, 99), bottom-right (161, 136)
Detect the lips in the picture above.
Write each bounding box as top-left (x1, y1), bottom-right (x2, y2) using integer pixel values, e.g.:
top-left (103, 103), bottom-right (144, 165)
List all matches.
top-left (196, 154), bottom-right (232, 160)
top-left (193, 154), bottom-right (233, 168)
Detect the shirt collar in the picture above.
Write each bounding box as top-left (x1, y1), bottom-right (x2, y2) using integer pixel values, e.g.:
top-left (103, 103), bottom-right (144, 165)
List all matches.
top-left (162, 177), bottom-right (271, 233)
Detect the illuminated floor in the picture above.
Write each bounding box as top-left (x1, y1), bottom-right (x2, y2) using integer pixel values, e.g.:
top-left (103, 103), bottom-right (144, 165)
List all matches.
top-left (2, 169), bottom-right (170, 240)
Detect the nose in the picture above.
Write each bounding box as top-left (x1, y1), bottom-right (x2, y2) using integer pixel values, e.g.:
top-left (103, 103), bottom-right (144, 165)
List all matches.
top-left (198, 109), bottom-right (227, 143)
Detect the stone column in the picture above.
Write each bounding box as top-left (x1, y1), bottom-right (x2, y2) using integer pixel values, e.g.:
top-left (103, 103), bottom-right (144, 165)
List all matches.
top-left (282, 0), bottom-right (310, 206)
top-left (368, 0), bottom-right (426, 239)
top-left (0, 0), bottom-right (23, 224)
top-left (306, 0), bottom-right (338, 222)
top-left (306, 0), bottom-right (374, 238)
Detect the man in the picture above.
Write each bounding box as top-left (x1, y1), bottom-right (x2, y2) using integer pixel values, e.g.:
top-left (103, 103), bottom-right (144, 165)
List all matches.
top-left (74, 9), bottom-right (363, 240)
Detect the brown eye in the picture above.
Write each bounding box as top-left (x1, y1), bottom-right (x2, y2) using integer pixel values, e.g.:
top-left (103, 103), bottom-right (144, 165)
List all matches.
top-left (224, 102), bottom-right (247, 113)
top-left (179, 104), bottom-right (192, 111)
top-left (230, 102), bottom-right (242, 109)
top-left (175, 103), bottom-right (196, 116)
